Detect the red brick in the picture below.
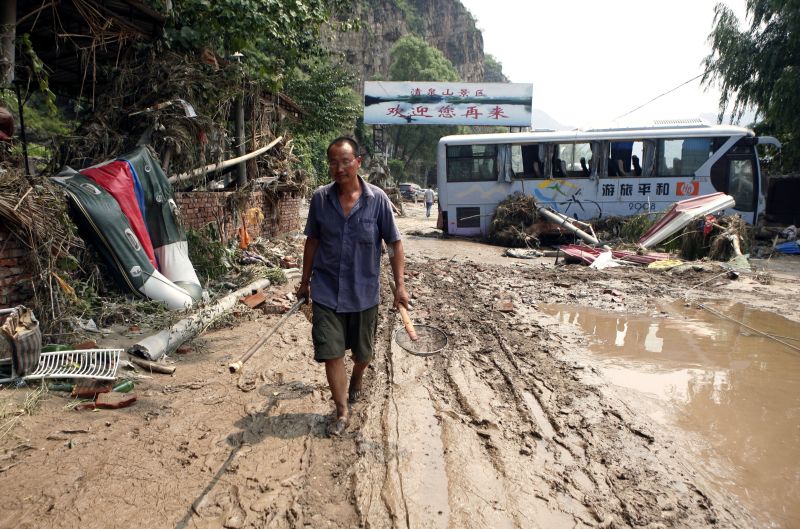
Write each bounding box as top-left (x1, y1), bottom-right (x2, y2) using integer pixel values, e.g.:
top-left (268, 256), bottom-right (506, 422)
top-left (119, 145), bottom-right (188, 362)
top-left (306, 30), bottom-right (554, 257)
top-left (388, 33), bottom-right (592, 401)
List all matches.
top-left (240, 290), bottom-right (267, 309)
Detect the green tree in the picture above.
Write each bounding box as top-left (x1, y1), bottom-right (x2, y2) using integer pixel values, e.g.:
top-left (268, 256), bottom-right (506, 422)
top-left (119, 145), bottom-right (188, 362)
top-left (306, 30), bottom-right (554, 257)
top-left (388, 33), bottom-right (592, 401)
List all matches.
top-left (386, 35), bottom-right (461, 187)
top-left (703, 1), bottom-right (800, 170)
top-left (284, 58), bottom-right (361, 135)
top-left (388, 35), bottom-right (460, 82)
top-left (283, 57), bottom-right (361, 188)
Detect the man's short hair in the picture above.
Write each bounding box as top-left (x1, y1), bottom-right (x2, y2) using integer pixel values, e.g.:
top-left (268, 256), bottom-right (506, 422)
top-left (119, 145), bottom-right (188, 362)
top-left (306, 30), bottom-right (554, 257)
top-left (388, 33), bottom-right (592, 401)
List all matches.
top-left (327, 136), bottom-right (360, 158)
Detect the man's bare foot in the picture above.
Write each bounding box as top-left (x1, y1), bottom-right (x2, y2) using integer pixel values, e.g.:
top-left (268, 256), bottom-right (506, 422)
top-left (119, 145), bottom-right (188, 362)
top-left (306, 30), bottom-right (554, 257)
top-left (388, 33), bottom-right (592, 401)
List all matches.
top-left (327, 416), bottom-right (348, 437)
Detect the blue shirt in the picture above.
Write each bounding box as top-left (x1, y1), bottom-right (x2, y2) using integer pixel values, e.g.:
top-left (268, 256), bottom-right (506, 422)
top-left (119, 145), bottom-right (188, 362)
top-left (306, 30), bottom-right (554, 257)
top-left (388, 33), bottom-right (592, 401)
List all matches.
top-left (304, 176), bottom-right (401, 313)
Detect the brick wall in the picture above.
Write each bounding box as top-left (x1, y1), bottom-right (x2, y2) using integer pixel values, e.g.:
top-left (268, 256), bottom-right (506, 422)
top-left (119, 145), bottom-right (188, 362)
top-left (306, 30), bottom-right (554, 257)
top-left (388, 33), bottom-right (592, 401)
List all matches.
top-left (175, 189), bottom-right (301, 242)
top-left (0, 225), bottom-right (33, 309)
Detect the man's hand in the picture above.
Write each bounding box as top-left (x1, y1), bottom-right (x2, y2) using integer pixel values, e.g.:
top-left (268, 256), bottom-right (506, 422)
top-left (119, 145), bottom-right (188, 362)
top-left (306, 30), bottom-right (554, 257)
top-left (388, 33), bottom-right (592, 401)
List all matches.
top-left (296, 280), bottom-right (310, 304)
top-left (393, 282), bottom-right (410, 310)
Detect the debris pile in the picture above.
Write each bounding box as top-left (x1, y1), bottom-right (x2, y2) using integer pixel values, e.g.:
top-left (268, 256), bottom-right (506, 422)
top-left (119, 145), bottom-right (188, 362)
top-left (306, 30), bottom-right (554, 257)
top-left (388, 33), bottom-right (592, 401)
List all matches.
top-left (593, 214), bottom-right (655, 244)
top-left (488, 192), bottom-right (539, 247)
top-left (491, 192), bottom-right (794, 272)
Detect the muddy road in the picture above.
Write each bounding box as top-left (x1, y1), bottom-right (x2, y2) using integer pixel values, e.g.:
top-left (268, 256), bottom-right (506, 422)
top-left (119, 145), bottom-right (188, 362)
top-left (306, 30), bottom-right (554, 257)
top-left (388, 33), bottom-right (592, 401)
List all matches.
top-left (1, 203), bottom-right (799, 529)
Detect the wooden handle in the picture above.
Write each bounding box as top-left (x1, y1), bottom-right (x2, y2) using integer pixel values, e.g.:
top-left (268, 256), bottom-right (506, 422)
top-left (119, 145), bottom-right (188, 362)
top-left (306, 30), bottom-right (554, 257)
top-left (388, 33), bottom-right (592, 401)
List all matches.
top-left (397, 304), bottom-right (418, 341)
top-left (389, 279), bottom-right (418, 341)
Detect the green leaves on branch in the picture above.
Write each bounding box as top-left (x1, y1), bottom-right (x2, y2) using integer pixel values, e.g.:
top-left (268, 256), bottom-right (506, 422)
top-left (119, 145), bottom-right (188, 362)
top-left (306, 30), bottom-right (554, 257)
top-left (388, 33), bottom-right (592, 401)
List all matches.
top-left (284, 59), bottom-right (361, 135)
top-left (703, 0), bottom-right (800, 168)
top-left (162, 0), bottom-right (352, 83)
top-left (388, 35), bottom-right (460, 82)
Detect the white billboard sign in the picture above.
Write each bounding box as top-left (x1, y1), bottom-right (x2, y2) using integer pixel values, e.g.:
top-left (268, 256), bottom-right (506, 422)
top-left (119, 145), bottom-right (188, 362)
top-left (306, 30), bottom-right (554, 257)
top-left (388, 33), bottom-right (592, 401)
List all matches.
top-left (364, 81), bottom-right (532, 126)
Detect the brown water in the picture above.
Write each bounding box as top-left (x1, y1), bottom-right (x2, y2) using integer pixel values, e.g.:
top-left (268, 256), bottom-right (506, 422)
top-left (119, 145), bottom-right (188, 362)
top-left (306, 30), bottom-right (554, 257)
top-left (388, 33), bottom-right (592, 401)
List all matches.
top-left (541, 301), bottom-right (800, 529)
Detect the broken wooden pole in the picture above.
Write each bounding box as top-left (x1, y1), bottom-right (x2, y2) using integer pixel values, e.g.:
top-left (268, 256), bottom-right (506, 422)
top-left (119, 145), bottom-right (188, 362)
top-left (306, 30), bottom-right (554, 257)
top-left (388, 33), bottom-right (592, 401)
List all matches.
top-left (128, 278), bottom-right (272, 361)
top-left (129, 356), bottom-right (176, 375)
top-left (169, 136), bottom-right (282, 185)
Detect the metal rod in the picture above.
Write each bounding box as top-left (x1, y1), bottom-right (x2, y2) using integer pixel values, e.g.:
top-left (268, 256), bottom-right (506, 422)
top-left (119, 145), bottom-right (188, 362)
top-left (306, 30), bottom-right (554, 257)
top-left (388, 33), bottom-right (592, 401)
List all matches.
top-left (229, 297), bottom-right (305, 373)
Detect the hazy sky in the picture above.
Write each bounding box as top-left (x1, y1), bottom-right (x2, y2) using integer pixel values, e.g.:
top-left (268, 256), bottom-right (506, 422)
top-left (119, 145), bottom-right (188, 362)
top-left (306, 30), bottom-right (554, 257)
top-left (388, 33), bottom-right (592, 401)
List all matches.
top-left (458, 0), bottom-right (750, 128)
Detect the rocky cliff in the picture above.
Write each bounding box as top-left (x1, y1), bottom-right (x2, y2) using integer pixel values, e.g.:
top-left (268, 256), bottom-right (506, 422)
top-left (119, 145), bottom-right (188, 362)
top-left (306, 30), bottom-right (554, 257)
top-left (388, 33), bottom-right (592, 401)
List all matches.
top-left (323, 0), bottom-right (488, 88)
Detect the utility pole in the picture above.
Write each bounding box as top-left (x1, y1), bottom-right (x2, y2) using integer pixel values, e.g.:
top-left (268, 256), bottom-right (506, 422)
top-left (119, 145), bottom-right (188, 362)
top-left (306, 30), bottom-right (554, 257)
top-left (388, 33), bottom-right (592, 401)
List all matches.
top-left (232, 52), bottom-right (247, 187)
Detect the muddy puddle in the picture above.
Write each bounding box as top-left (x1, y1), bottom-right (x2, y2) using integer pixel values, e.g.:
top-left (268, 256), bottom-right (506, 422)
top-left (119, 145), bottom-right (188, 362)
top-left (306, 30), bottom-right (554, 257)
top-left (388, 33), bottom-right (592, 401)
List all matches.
top-left (541, 301), bottom-right (800, 529)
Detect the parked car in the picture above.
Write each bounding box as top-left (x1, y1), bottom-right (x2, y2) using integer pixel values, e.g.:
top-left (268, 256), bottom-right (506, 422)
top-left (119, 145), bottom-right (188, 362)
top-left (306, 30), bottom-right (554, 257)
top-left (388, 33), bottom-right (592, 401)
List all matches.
top-left (399, 182), bottom-right (422, 201)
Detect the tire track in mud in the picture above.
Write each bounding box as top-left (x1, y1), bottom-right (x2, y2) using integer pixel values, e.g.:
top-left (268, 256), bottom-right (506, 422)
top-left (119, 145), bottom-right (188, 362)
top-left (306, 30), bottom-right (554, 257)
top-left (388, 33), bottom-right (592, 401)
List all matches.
top-left (431, 265), bottom-right (595, 528)
top-left (354, 258), bottom-right (755, 529)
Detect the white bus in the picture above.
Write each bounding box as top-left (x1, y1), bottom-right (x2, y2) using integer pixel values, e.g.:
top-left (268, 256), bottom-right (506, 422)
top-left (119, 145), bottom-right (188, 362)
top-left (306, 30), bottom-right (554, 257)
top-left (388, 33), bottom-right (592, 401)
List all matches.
top-left (436, 120), bottom-right (780, 236)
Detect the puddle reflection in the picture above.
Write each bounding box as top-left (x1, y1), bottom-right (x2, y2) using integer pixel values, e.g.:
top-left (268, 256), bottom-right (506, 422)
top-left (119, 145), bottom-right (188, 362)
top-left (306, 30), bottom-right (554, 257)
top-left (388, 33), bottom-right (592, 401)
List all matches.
top-left (542, 301), bottom-right (800, 529)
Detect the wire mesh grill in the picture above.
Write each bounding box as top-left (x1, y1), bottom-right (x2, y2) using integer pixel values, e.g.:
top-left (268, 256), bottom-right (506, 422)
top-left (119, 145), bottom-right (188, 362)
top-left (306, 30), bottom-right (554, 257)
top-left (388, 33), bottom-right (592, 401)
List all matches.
top-left (24, 349), bottom-right (122, 381)
top-left (393, 325), bottom-right (448, 356)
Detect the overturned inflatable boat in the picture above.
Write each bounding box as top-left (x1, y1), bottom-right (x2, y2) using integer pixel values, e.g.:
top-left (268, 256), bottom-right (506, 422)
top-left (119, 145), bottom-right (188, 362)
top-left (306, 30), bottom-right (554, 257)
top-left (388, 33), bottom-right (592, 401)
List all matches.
top-left (54, 147), bottom-right (203, 310)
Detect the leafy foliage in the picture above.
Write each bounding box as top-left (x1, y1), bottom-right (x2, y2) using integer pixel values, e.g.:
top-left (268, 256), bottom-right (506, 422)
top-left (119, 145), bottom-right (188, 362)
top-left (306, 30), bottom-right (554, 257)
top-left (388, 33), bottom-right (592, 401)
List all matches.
top-left (283, 58), bottom-right (361, 135)
top-left (291, 131), bottom-right (340, 189)
top-left (160, 0), bottom-right (351, 84)
top-left (186, 224), bottom-right (230, 281)
top-left (388, 35), bottom-right (461, 83)
top-left (703, 1), bottom-right (800, 170)
top-left (0, 90), bottom-right (71, 140)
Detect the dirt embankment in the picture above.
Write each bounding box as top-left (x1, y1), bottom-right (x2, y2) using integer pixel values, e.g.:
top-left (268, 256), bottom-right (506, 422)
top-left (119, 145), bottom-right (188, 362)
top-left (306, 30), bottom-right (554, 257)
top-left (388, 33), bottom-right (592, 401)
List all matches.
top-left (1, 202), bottom-right (798, 529)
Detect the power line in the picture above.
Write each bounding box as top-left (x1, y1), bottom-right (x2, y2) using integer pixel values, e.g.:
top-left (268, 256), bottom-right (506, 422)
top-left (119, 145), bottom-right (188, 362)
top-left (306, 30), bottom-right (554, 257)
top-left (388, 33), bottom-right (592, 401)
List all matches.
top-left (612, 72), bottom-right (707, 121)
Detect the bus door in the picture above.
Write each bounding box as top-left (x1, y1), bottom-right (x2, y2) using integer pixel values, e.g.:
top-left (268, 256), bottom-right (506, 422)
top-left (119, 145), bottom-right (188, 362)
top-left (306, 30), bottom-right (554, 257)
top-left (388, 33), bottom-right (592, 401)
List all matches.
top-left (710, 138), bottom-right (759, 221)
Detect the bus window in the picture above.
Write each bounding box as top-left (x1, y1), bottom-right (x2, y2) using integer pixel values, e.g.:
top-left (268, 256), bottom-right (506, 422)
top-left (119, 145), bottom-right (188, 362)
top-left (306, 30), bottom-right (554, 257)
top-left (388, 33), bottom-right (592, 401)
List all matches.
top-left (609, 141), bottom-right (645, 176)
top-left (511, 144), bottom-right (543, 178)
top-left (555, 143), bottom-right (592, 177)
top-left (446, 144), bottom-right (497, 182)
top-left (729, 159), bottom-right (755, 211)
top-left (456, 207), bottom-right (481, 228)
top-left (657, 138), bottom-right (714, 176)
top-left (609, 141), bottom-right (631, 176)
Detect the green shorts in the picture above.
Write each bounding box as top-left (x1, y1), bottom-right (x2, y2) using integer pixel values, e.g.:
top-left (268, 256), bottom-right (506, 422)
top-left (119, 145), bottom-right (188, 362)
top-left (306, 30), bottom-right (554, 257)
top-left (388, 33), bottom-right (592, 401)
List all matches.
top-left (312, 303), bottom-right (378, 363)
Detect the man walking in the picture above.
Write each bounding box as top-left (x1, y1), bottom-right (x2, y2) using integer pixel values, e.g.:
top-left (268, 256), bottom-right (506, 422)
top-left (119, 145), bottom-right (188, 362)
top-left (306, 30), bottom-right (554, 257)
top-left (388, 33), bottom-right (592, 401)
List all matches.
top-left (423, 187), bottom-right (435, 218)
top-left (296, 137), bottom-right (409, 437)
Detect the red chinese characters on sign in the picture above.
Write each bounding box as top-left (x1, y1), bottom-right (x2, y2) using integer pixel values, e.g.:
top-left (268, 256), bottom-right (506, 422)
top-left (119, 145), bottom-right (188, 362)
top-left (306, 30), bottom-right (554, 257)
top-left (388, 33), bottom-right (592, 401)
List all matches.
top-left (438, 105), bottom-right (456, 118)
top-left (408, 86), bottom-right (490, 99)
top-left (385, 86), bottom-right (513, 121)
top-left (489, 106), bottom-right (507, 120)
top-left (465, 106), bottom-right (482, 119)
top-left (386, 105), bottom-right (406, 118)
top-left (410, 106), bottom-right (432, 118)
